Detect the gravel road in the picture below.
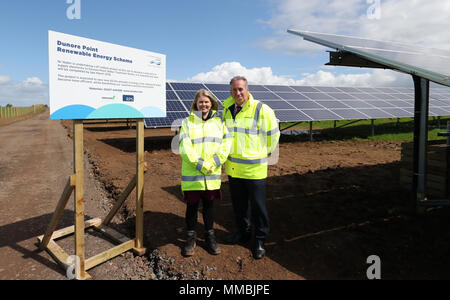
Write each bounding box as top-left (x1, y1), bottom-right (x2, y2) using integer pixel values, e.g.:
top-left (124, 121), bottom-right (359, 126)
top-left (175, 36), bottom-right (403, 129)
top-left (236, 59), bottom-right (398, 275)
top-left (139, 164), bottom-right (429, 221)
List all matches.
top-left (0, 112), bottom-right (156, 280)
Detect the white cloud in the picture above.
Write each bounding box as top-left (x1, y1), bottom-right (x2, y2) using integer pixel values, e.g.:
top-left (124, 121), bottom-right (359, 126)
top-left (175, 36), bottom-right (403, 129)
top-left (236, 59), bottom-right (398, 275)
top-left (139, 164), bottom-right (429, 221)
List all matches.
top-left (187, 62), bottom-right (298, 85)
top-left (0, 75), bottom-right (12, 85)
top-left (248, 0), bottom-right (450, 88)
top-left (261, 0), bottom-right (450, 52)
top-left (0, 76), bottom-right (48, 106)
top-left (186, 61), bottom-right (412, 87)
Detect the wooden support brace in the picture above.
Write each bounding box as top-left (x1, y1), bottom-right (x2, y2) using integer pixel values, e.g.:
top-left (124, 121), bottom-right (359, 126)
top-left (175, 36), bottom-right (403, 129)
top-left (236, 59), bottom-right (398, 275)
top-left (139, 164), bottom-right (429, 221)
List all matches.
top-left (85, 240), bottom-right (134, 271)
top-left (102, 175), bottom-right (137, 226)
top-left (44, 239), bottom-right (70, 270)
top-left (37, 218), bottom-right (102, 244)
top-left (37, 218), bottom-right (132, 279)
top-left (37, 118), bottom-right (147, 279)
top-left (95, 224), bottom-right (131, 244)
top-left (39, 174), bottom-right (76, 250)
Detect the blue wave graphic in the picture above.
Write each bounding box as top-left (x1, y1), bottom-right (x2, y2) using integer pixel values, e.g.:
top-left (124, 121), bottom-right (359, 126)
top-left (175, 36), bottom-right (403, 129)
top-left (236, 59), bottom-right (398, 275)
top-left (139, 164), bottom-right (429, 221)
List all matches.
top-left (50, 105), bottom-right (95, 120)
top-left (50, 104), bottom-right (165, 119)
top-left (140, 106), bottom-right (166, 118)
top-left (86, 104), bottom-right (144, 119)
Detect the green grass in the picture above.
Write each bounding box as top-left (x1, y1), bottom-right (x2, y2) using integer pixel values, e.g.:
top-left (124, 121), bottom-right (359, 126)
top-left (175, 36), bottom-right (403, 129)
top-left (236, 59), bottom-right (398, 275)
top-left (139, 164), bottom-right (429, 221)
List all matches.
top-left (281, 117), bottom-right (450, 142)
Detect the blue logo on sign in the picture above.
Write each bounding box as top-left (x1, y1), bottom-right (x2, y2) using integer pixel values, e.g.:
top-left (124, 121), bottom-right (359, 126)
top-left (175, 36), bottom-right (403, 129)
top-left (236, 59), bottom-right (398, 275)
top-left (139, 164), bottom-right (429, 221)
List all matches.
top-left (150, 59), bottom-right (161, 66)
top-left (123, 95), bottom-right (134, 102)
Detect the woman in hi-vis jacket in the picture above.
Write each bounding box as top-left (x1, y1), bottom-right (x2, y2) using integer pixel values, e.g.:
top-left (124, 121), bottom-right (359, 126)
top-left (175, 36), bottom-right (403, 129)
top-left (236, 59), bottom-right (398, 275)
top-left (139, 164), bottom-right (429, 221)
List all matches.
top-left (179, 89), bottom-right (232, 256)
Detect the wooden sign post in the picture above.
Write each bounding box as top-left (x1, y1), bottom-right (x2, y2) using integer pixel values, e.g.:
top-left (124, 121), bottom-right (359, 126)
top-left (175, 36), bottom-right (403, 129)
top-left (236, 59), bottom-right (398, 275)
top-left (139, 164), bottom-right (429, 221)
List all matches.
top-left (37, 119), bottom-right (146, 280)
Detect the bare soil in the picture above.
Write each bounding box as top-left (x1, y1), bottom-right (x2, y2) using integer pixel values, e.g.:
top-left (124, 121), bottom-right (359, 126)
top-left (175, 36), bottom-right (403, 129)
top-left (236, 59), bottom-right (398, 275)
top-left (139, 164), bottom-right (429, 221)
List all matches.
top-left (63, 119), bottom-right (450, 280)
top-left (2, 113), bottom-right (450, 280)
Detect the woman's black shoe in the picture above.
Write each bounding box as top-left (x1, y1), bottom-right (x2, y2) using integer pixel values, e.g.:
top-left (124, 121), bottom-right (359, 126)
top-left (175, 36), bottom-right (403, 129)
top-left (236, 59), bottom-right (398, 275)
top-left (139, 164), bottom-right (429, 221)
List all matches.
top-left (182, 230), bottom-right (196, 256)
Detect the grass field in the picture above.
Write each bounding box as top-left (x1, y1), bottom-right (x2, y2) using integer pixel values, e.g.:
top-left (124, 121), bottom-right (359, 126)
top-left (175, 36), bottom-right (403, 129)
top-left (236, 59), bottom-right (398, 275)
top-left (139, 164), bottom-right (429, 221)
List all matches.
top-left (281, 116), bottom-right (450, 142)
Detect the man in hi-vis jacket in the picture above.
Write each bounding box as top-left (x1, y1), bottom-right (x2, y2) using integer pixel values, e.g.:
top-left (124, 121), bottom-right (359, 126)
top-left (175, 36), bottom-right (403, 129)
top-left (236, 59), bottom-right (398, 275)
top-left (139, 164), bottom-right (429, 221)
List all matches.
top-left (222, 76), bottom-right (280, 259)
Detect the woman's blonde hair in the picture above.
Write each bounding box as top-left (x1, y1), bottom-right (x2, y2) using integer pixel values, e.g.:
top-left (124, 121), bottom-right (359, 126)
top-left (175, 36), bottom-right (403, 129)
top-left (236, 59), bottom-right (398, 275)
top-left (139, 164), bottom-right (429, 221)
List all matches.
top-left (191, 89), bottom-right (219, 112)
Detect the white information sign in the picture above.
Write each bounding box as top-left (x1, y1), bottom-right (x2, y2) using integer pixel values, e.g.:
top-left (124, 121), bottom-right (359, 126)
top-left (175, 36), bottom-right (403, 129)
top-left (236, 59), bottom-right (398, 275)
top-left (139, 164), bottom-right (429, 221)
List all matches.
top-left (49, 31), bottom-right (166, 119)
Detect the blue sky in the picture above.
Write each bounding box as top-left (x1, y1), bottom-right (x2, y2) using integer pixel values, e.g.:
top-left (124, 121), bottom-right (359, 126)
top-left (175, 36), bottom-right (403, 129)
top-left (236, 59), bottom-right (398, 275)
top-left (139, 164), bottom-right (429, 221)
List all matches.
top-left (1, 0), bottom-right (450, 106)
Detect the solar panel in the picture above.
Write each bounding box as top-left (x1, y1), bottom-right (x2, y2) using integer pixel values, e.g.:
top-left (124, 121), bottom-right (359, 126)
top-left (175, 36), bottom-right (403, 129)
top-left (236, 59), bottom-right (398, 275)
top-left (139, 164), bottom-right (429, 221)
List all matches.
top-left (327, 93), bottom-right (357, 100)
top-left (210, 91), bottom-right (230, 101)
top-left (392, 93), bottom-right (413, 100)
top-left (144, 112), bottom-right (189, 128)
top-left (166, 91), bottom-right (178, 100)
top-left (170, 82), bottom-right (206, 91)
top-left (274, 92), bottom-right (309, 100)
top-left (182, 101), bottom-right (193, 110)
top-left (336, 87), bottom-right (363, 93)
top-left (288, 101), bottom-right (324, 109)
top-left (250, 92), bottom-right (280, 100)
top-left (302, 109), bottom-right (342, 120)
top-left (382, 108), bottom-right (412, 118)
top-left (287, 29), bottom-right (450, 87)
top-left (430, 99), bottom-right (448, 106)
top-left (365, 100), bottom-right (396, 108)
top-left (330, 109), bottom-right (370, 120)
top-left (205, 83), bottom-right (229, 91)
top-left (166, 101), bottom-right (187, 112)
top-left (348, 93), bottom-right (378, 100)
top-left (303, 93), bottom-right (334, 100)
top-left (261, 101), bottom-right (295, 110)
top-left (290, 86), bottom-right (320, 93)
top-left (264, 85), bottom-right (295, 92)
top-left (314, 86), bottom-right (342, 93)
top-left (248, 85), bottom-right (269, 92)
top-left (275, 110), bottom-right (312, 122)
top-left (316, 100), bottom-right (349, 109)
top-left (357, 108), bottom-right (394, 119)
top-left (430, 107), bottom-right (450, 116)
top-left (340, 100), bottom-right (374, 109)
top-left (176, 91), bottom-right (197, 100)
top-left (144, 82), bottom-right (450, 128)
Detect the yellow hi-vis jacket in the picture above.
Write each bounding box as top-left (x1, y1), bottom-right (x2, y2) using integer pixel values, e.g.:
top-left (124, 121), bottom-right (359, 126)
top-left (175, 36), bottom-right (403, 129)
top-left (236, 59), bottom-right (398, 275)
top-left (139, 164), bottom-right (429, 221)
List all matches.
top-left (179, 110), bottom-right (232, 191)
top-left (222, 93), bottom-right (280, 180)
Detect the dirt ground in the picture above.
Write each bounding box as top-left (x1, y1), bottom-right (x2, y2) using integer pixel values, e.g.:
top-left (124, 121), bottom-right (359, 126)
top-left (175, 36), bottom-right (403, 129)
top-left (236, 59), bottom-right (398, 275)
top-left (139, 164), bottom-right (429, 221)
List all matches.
top-left (2, 112), bottom-right (450, 280)
top-left (58, 119), bottom-right (450, 280)
top-left (0, 112), bottom-right (156, 280)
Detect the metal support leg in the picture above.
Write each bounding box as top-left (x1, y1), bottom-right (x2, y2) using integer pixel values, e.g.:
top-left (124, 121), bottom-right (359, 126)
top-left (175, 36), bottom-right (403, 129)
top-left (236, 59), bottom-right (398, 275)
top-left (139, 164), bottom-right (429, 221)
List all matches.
top-left (447, 121), bottom-right (450, 146)
top-left (309, 121), bottom-right (313, 141)
top-left (371, 119), bottom-right (375, 137)
top-left (412, 75), bottom-right (430, 211)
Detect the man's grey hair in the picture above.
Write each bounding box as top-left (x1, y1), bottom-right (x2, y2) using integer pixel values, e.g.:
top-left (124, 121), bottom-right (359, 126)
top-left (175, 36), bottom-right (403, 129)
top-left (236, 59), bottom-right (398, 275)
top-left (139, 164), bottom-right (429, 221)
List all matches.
top-left (229, 76), bottom-right (248, 88)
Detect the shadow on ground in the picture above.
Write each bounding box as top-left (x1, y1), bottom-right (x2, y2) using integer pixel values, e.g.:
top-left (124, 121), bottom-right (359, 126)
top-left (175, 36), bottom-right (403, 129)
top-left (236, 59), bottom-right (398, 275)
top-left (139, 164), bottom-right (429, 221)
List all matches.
top-left (0, 210), bottom-right (95, 276)
top-left (155, 162), bottom-right (450, 279)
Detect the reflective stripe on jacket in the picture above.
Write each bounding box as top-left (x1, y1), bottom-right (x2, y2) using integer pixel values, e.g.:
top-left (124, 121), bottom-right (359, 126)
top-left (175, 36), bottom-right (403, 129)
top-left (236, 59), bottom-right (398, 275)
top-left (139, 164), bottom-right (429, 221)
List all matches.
top-left (222, 93), bottom-right (280, 180)
top-left (179, 110), bottom-right (232, 191)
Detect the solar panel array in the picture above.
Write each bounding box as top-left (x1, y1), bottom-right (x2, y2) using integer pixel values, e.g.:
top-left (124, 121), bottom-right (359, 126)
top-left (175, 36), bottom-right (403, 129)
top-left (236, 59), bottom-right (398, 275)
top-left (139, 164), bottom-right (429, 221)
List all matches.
top-left (144, 82), bottom-right (450, 128)
top-left (287, 30), bottom-right (450, 87)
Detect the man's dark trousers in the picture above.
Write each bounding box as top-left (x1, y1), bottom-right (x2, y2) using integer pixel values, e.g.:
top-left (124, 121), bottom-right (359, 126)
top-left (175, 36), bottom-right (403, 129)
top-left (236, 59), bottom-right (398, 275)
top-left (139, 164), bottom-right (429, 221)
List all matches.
top-left (228, 176), bottom-right (269, 241)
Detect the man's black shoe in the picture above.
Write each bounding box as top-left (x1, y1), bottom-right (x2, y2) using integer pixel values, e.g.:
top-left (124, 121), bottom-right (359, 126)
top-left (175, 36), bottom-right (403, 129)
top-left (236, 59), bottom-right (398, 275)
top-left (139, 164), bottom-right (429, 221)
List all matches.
top-left (224, 231), bottom-right (251, 244)
top-left (253, 239), bottom-right (266, 259)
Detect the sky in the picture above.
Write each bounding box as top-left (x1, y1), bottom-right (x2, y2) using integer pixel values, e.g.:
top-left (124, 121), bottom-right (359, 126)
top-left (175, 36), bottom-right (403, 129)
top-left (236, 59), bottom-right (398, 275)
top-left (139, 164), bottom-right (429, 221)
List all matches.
top-left (1, 0), bottom-right (450, 106)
